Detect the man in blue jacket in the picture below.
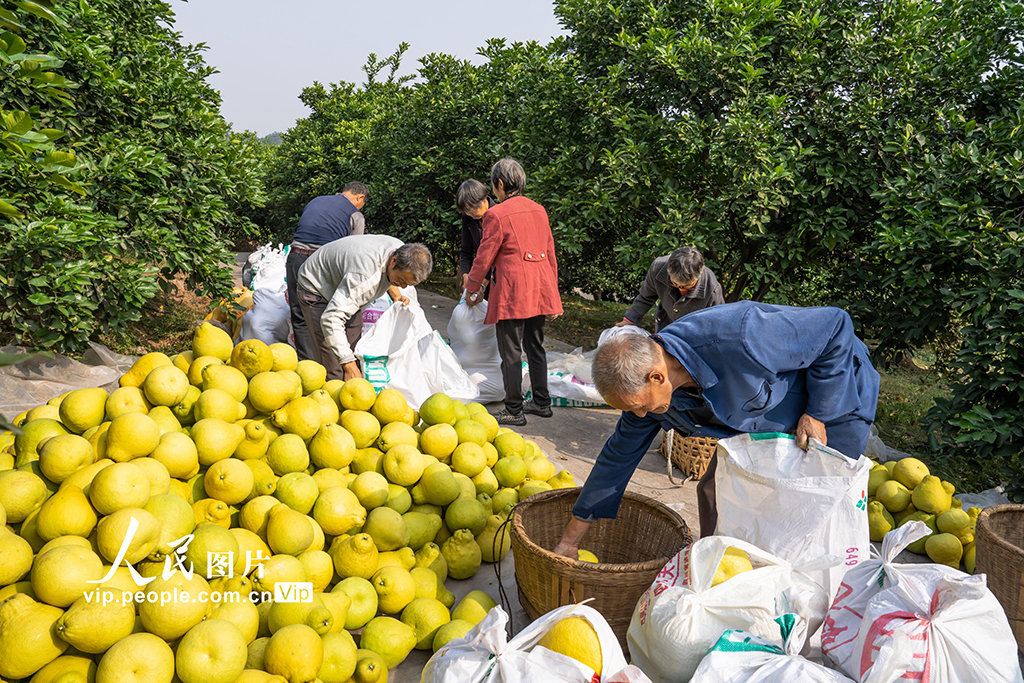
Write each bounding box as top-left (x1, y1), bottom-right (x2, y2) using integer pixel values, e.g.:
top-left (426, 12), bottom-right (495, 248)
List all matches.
top-left (553, 301), bottom-right (880, 558)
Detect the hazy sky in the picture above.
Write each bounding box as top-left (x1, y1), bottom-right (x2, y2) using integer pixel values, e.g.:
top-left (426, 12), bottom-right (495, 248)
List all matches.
top-left (167, 0), bottom-right (568, 136)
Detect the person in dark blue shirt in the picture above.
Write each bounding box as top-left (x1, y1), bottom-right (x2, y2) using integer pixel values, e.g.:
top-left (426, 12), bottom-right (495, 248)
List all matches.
top-left (285, 182), bottom-right (368, 361)
top-left (553, 301), bottom-right (880, 557)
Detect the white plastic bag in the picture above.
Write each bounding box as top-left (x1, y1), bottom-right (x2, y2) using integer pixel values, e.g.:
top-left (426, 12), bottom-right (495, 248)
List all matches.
top-left (446, 296), bottom-right (505, 403)
top-left (422, 603), bottom-right (650, 683)
top-left (627, 536), bottom-right (833, 683)
top-left (597, 324), bottom-right (648, 347)
top-left (854, 572), bottom-right (1023, 683)
top-left (248, 243), bottom-right (288, 292)
top-left (355, 302), bottom-right (475, 409)
top-left (691, 614), bottom-right (855, 683)
top-left (714, 433), bottom-right (872, 600)
top-left (361, 286), bottom-right (419, 336)
top-left (240, 286), bottom-right (291, 345)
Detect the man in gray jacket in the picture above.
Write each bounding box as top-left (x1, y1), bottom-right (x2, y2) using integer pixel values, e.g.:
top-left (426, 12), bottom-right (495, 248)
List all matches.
top-left (617, 247), bottom-right (724, 331)
top-left (297, 235), bottom-right (433, 380)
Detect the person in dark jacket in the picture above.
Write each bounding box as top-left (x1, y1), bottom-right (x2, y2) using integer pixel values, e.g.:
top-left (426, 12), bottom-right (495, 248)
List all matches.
top-left (464, 159), bottom-right (563, 426)
top-left (553, 301), bottom-right (880, 557)
top-left (285, 182), bottom-right (368, 362)
top-left (617, 247), bottom-right (725, 332)
top-left (455, 178), bottom-right (495, 289)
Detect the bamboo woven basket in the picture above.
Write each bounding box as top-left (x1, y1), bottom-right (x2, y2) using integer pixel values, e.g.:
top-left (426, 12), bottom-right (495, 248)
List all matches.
top-left (659, 430), bottom-right (717, 482)
top-left (976, 504), bottom-right (1024, 652)
top-left (510, 487), bottom-right (692, 651)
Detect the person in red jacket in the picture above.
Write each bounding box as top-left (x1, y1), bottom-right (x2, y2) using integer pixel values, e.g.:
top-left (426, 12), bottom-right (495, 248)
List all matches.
top-left (464, 158), bottom-right (564, 425)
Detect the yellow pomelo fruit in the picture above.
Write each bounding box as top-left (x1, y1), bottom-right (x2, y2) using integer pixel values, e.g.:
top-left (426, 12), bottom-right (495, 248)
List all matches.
top-left (120, 352), bottom-right (173, 388)
top-left (868, 500), bottom-right (895, 542)
top-left (314, 485), bottom-right (367, 536)
top-left (313, 467), bottom-right (349, 492)
top-left (414, 542), bottom-right (448, 583)
top-left (173, 384), bottom-right (202, 424)
top-left (334, 577), bottom-right (377, 630)
top-left (470, 411), bottom-right (500, 442)
top-left (308, 423), bottom-right (357, 470)
top-left (188, 355), bottom-right (223, 386)
top-left (89, 461), bottom-right (150, 515)
top-left (24, 404), bottom-right (61, 422)
top-left (965, 543), bottom-right (976, 574)
top-left (96, 632), bottom-right (175, 682)
top-left (235, 420), bottom-right (271, 461)
top-left (350, 649), bottom-right (388, 683)
top-left (230, 527), bottom-right (271, 576)
top-left (295, 359), bottom-right (327, 394)
top-left (58, 387), bottom-right (109, 434)
top-left (925, 532), bottom-right (963, 568)
top-left (263, 624), bottom-right (324, 683)
top-left (352, 447), bottom-right (385, 475)
top-left (370, 388), bottom-right (408, 425)
top-left (266, 504), bottom-right (314, 556)
top-left (537, 616), bottom-right (603, 675)
top-left (911, 475), bottom-right (952, 515)
top-left (404, 511), bottom-right (442, 550)
top-left (0, 527), bottom-right (34, 585)
top-left (192, 418), bottom-right (246, 466)
top-left (143, 493), bottom-right (196, 560)
top-left (55, 592), bottom-right (136, 654)
top-left (272, 397), bottom-right (322, 440)
top-left (441, 528), bottom-right (481, 580)
top-left (519, 480), bottom-right (553, 501)
top-left (331, 533), bottom-right (379, 580)
top-left (36, 485), bottom-right (97, 542)
top-left (185, 522), bottom-right (241, 579)
top-left (205, 458), bottom-right (255, 505)
top-left (451, 442), bottom-right (486, 477)
top-left (146, 405), bottom-right (182, 434)
top-left (251, 554), bottom-right (307, 596)
top-left (142, 364), bottom-right (190, 407)
top-left (15, 418), bottom-right (70, 467)
top-left (26, 653), bottom-right (97, 683)
top-left (194, 387), bottom-right (242, 422)
top-left (211, 599), bottom-right (261, 644)
top-left (876, 479), bottom-right (912, 513)
top-left (350, 471), bottom-right (389, 509)
top-left (892, 457), bottom-right (930, 490)
top-left (385, 483), bottom-right (412, 514)
top-left (31, 544), bottom-right (103, 608)
top-left (416, 462), bottom-right (459, 507)
top-left (898, 512), bottom-right (937, 553)
top-left (176, 618), bottom-right (248, 683)
top-left (194, 497), bottom-right (232, 527)
top-left (105, 386), bottom-right (152, 422)
top-left (248, 371), bottom-right (297, 414)
top-left (433, 619), bottom-right (473, 653)
top-left (193, 321), bottom-right (233, 361)
top-left (231, 339), bottom-right (275, 379)
top-left (132, 457), bottom-right (170, 495)
top-left (445, 497), bottom-right (487, 535)
top-left (547, 470), bottom-right (576, 489)
top-left (59, 458), bottom-right (113, 496)
top-left (525, 455), bottom-right (557, 482)
top-left (376, 547), bottom-right (416, 570)
top-left (298, 549), bottom-right (334, 592)
top-left (277, 369), bottom-right (304, 399)
top-left (319, 630), bottom-right (358, 683)
top-left (361, 615), bottom-right (417, 667)
top-left (936, 508), bottom-right (975, 545)
top-left (173, 350), bottom-right (195, 373)
top-left (476, 514), bottom-right (512, 563)
top-left (419, 423), bottom-right (459, 461)
top-left (149, 431), bottom-right (199, 478)
top-left (269, 343), bottom-right (298, 371)
top-left (38, 535), bottom-right (92, 555)
top-left (266, 432), bottom-right (310, 475)
top-left (376, 421), bottom-right (418, 452)
top-left (371, 565), bottom-right (416, 615)
top-left (203, 363), bottom-right (249, 402)
top-left (363, 506), bottom-right (410, 551)
top-left (493, 431), bottom-right (526, 459)
top-left (246, 637), bottom-right (271, 670)
top-left (137, 572), bottom-right (214, 641)
top-left (453, 419), bottom-right (487, 447)
top-left (0, 594), bottom-right (69, 679)
top-left (472, 467), bottom-right (499, 496)
top-left (451, 590), bottom-right (497, 626)
top-left (340, 411), bottom-right (381, 449)
top-left (409, 566), bottom-right (439, 599)
top-left (493, 456), bottom-right (527, 488)
top-left (419, 393), bottom-right (456, 426)
top-left (104, 412), bottom-right (160, 463)
top-left (308, 388), bottom-right (340, 425)
top-left (401, 597), bottom-right (450, 650)
top-left (713, 546), bottom-right (754, 586)
top-left (96, 507), bottom-right (161, 564)
top-left (275, 471), bottom-right (320, 513)
top-left (338, 378), bottom-right (376, 411)
top-left (578, 549), bottom-right (599, 563)
top-left (240, 495), bottom-right (280, 539)
top-left (37, 433), bottom-right (94, 484)
top-left (268, 594), bottom-right (331, 635)
top-left (868, 464), bottom-right (891, 497)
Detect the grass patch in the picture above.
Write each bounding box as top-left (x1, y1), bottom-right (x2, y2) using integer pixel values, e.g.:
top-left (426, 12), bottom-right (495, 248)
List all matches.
top-left (98, 277), bottom-right (213, 357)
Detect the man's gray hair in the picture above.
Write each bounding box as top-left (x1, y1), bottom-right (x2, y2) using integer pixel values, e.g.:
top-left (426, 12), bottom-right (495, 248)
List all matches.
top-left (393, 243), bottom-right (433, 283)
top-left (490, 158), bottom-right (526, 196)
top-left (456, 179), bottom-right (489, 213)
top-left (342, 181), bottom-right (369, 200)
top-left (592, 333), bottom-right (661, 400)
top-left (666, 247), bottom-right (704, 286)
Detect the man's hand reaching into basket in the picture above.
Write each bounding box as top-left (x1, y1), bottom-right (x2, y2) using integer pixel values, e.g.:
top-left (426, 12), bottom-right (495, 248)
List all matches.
top-left (553, 517), bottom-right (592, 560)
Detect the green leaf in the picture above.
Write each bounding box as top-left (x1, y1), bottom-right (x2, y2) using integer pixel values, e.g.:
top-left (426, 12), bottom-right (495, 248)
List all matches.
top-left (12, 1), bottom-right (59, 24)
top-left (0, 198), bottom-right (24, 218)
top-left (43, 150), bottom-right (76, 167)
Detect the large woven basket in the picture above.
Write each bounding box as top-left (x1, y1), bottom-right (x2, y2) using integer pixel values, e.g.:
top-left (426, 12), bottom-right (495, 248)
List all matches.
top-left (659, 431), bottom-right (717, 482)
top-left (510, 487), bottom-right (692, 651)
top-left (976, 504), bottom-right (1024, 652)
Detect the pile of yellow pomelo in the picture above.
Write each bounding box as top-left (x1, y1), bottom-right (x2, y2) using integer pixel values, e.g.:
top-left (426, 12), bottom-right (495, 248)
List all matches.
top-left (0, 322), bottom-right (582, 683)
top-left (867, 457), bottom-right (980, 572)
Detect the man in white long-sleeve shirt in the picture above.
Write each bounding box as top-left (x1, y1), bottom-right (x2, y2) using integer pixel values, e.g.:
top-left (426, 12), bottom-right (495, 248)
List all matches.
top-left (297, 235), bottom-right (433, 380)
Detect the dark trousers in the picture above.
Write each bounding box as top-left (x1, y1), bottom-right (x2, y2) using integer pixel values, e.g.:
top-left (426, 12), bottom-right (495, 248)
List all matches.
top-left (695, 414), bottom-right (873, 538)
top-left (496, 315), bottom-right (550, 414)
top-left (286, 249), bottom-right (317, 362)
top-left (296, 286), bottom-right (363, 381)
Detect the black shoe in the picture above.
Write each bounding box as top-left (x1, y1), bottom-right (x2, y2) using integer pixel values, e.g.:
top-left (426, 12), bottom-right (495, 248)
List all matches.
top-left (493, 408), bottom-right (527, 426)
top-left (522, 400), bottom-right (553, 418)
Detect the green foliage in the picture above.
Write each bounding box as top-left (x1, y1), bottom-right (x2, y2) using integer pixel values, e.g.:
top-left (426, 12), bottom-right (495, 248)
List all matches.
top-left (0, 0), bottom-right (266, 353)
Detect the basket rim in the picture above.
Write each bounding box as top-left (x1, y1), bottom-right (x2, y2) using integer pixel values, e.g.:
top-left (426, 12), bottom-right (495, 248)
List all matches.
top-left (511, 487), bottom-right (688, 573)
top-left (977, 504), bottom-right (1024, 557)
